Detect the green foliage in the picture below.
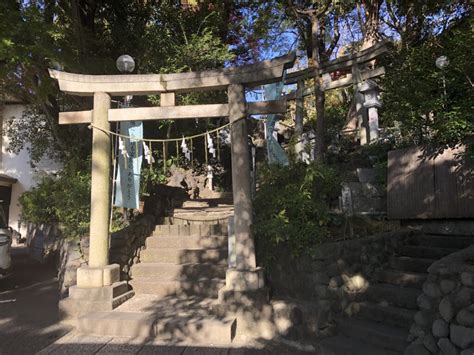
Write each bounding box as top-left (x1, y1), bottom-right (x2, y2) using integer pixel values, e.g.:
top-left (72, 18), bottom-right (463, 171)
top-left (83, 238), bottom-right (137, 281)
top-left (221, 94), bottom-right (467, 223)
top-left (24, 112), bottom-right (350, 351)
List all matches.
top-left (19, 167), bottom-right (91, 239)
top-left (140, 165), bottom-right (167, 197)
top-left (254, 163), bottom-right (340, 258)
top-left (381, 16), bottom-right (474, 151)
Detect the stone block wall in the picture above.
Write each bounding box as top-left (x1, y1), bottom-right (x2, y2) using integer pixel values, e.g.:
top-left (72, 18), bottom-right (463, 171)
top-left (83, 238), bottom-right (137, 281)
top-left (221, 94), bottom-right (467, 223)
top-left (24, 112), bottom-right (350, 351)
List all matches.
top-left (407, 245), bottom-right (474, 355)
top-left (58, 214), bottom-right (156, 297)
top-left (109, 214), bottom-right (156, 280)
top-left (265, 230), bottom-right (410, 338)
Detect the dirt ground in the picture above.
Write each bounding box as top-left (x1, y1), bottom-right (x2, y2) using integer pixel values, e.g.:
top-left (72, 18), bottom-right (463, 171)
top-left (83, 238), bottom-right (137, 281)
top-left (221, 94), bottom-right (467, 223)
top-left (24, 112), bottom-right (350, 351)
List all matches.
top-left (0, 246), bottom-right (71, 355)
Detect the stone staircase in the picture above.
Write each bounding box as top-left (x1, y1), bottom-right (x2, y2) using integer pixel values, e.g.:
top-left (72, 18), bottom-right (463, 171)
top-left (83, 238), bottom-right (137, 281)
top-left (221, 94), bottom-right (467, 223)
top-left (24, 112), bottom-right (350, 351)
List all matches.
top-left (333, 232), bottom-right (474, 354)
top-left (129, 223), bottom-right (228, 298)
top-left (75, 200), bottom-right (237, 344)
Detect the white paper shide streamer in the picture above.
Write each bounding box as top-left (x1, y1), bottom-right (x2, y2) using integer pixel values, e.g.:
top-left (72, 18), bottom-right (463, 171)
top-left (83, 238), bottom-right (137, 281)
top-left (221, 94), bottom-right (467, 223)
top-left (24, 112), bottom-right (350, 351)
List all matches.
top-left (119, 138), bottom-right (129, 158)
top-left (207, 132), bottom-right (216, 158)
top-left (143, 142), bottom-right (155, 165)
top-left (206, 164), bottom-right (213, 191)
top-left (181, 137), bottom-right (191, 160)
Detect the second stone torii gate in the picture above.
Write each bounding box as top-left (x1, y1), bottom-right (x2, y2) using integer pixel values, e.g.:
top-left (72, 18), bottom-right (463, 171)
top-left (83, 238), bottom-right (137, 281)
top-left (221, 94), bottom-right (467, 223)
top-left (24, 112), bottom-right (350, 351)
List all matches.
top-left (49, 53), bottom-right (295, 312)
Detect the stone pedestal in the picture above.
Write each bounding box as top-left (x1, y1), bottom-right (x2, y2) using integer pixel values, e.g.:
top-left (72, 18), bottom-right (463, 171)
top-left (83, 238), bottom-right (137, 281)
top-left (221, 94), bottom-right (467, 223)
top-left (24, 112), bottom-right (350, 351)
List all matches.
top-left (216, 268), bottom-right (274, 341)
top-left (76, 264), bottom-right (120, 288)
top-left (218, 268), bottom-right (268, 309)
top-left (59, 264), bottom-right (133, 324)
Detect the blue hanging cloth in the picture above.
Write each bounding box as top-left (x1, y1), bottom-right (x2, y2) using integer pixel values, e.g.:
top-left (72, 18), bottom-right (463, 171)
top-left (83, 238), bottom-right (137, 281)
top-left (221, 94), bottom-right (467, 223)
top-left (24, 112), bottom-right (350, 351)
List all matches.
top-left (263, 72), bottom-right (289, 166)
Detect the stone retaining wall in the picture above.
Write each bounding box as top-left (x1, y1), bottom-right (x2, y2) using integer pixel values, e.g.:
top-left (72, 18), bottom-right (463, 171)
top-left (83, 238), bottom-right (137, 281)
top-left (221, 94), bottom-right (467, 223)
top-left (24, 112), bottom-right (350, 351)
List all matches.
top-left (265, 230), bottom-right (410, 338)
top-left (406, 245), bottom-right (474, 355)
top-left (58, 214), bottom-right (156, 297)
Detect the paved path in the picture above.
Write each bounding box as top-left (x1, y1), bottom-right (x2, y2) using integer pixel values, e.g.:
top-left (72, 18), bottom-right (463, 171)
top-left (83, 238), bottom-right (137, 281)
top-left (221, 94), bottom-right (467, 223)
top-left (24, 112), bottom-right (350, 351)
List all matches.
top-left (0, 245), bottom-right (386, 354)
top-left (37, 332), bottom-right (318, 354)
top-left (0, 246), bottom-right (72, 355)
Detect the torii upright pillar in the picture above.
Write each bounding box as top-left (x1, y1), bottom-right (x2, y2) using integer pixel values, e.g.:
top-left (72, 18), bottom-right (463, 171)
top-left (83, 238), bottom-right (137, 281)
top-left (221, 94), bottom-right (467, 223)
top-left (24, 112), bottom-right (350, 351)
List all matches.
top-left (218, 84), bottom-right (266, 307)
top-left (75, 92), bottom-right (121, 288)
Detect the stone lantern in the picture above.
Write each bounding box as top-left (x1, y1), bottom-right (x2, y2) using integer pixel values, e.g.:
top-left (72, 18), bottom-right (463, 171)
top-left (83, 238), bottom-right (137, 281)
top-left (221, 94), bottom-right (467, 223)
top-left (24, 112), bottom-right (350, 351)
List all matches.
top-left (359, 79), bottom-right (382, 142)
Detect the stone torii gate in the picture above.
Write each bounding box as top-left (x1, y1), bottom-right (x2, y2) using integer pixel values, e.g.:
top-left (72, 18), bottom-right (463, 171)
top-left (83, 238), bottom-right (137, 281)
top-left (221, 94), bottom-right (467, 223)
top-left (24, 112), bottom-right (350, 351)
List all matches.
top-left (49, 53), bottom-right (295, 311)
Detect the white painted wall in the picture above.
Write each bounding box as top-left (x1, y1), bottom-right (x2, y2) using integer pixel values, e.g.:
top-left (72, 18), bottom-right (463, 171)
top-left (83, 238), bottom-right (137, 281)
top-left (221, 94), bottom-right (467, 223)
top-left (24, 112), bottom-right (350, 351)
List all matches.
top-left (1, 104), bottom-right (62, 236)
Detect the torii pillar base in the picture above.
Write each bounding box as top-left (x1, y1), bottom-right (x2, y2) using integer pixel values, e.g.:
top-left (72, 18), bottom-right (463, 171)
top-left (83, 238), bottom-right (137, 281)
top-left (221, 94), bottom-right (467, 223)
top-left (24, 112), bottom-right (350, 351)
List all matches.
top-left (218, 268), bottom-right (268, 308)
top-left (58, 264), bottom-right (134, 325)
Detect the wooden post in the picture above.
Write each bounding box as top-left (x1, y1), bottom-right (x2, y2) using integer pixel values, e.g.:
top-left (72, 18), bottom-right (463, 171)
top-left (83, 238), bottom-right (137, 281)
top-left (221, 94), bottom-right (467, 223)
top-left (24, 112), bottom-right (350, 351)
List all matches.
top-left (228, 84), bottom-right (256, 270)
top-left (89, 92), bottom-right (111, 267)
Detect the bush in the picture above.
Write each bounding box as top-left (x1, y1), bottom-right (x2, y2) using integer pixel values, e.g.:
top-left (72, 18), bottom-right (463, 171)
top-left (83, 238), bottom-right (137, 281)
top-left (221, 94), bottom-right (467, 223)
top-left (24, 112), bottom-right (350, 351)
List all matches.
top-left (19, 168), bottom-right (91, 239)
top-left (253, 162), bottom-right (340, 259)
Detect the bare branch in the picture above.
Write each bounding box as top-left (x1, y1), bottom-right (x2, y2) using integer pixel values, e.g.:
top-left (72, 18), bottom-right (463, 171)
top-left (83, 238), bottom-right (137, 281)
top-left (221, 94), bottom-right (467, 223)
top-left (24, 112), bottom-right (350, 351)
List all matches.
top-left (326, 15), bottom-right (340, 57)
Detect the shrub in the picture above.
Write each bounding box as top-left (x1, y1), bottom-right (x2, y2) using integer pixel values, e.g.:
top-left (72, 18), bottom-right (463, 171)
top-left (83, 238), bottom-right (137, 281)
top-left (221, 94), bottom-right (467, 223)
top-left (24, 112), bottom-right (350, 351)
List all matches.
top-left (253, 162), bottom-right (340, 259)
top-left (19, 169), bottom-right (91, 239)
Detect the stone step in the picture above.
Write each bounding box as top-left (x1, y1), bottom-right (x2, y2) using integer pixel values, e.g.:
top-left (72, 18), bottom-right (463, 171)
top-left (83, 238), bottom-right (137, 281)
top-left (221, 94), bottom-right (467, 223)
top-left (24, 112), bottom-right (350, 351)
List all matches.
top-left (319, 334), bottom-right (399, 355)
top-left (154, 315), bottom-right (236, 344)
top-left (129, 278), bottom-right (225, 298)
top-left (375, 269), bottom-right (427, 289)
top-left (338, 319), bottom-right (408, 352)
top-left (130, 263), bottom-right (226, 281)
top-left (59, 290), bottom-right (135, 322)
top-left (350, 301), bottom-right (415, 329)
top-left (399, 245), bottom-right (459, 259)
top-left (77, 294), bottom-right (237, 344)
top-left (77, 311), bottom-right (156, 338)
top-left (407, 234), bottom-right (474, 249)
top-left (146, 235), bottom-right (227, 249)
top-left (162, 217), bottom-right (229, 226)
top-left (389, 256), bottom-right (435, 273)
top-left (182, 200), bottom-right (210, 208)
top-left (141, 248), bottom-right (228, 264)
top-left (366, 283), bottom-right (421, 309)
top-left (153, 224), bottom-right (227, 237)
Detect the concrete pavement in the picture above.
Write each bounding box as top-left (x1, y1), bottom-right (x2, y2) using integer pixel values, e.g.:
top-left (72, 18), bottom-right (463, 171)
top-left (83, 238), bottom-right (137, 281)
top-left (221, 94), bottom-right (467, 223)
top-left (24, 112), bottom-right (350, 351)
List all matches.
top-left (0, 246), bottom-right (72, 355)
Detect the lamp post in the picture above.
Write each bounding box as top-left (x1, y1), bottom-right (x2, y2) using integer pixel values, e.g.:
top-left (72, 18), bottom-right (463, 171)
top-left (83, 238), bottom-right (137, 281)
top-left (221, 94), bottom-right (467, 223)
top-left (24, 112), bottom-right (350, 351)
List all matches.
top-left (435, 55), bottom-right (449, 108)
top-left (116, 54), bottom-right (135, 106)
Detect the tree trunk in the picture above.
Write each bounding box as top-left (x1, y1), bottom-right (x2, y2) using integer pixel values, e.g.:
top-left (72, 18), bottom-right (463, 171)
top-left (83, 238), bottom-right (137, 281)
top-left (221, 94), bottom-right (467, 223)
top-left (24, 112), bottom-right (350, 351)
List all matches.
top-left (310, 15), bottom-right (326, 161)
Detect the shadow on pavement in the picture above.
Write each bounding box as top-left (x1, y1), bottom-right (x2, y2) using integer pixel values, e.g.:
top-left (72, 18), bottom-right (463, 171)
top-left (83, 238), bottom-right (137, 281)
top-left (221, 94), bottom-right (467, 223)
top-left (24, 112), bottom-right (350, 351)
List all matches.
top-left (0, 247), bottom-right (72, 355)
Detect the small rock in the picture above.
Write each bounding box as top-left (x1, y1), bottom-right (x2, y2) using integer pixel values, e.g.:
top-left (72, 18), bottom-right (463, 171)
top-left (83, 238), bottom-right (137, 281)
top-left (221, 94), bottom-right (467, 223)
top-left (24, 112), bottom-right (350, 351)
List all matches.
top-left (312, 272), bottom-right (330, 285)
top-left (461, 272), bottom-right (474, 287)
top-left (418, 294), bottom-right (433, 310)
top-left (440, 279), bottom-right (457, 294)
top-left (423, 282), bottom-right (442, 299)
top-left (314, 285), bottom-right (329, 300)
top-left (432, 319), bottom-right (449, 338)
top-left (423, 334), bottom-right (438, 353)
top-left (409, 324), bottom-right (426, 339)
top-left (415, 311), bottom-right (433, 328)
top-left (439, 297), bottom-right (455, 322)
top-left (438, 338), bottom-right (459, 355)
top-left (328, 276), bottom-right (342, 289)
top-left (455, 288), bottom-right (473, 309)
top-left (451, 324), bottom-right (474, 349)
top-left (457, 309), bottom-right (474, 327)
top-left (460, 347), bottom-right (474, 355)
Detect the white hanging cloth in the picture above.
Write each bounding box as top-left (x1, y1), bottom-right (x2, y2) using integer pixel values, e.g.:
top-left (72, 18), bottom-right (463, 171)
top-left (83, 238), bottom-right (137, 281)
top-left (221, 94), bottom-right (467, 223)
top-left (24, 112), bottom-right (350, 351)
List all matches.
top-left (207, 132), bottom-right (216, 158)
top-left (142, 142), bottom-right (155, 165)
top-left (181, 137), bottom-right (191, 160)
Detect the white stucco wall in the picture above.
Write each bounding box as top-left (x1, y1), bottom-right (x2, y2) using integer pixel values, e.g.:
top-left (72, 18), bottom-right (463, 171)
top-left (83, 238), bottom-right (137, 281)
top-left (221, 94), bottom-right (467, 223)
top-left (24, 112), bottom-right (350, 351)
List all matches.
top-left (1, 104), bottom-right (62, 236)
